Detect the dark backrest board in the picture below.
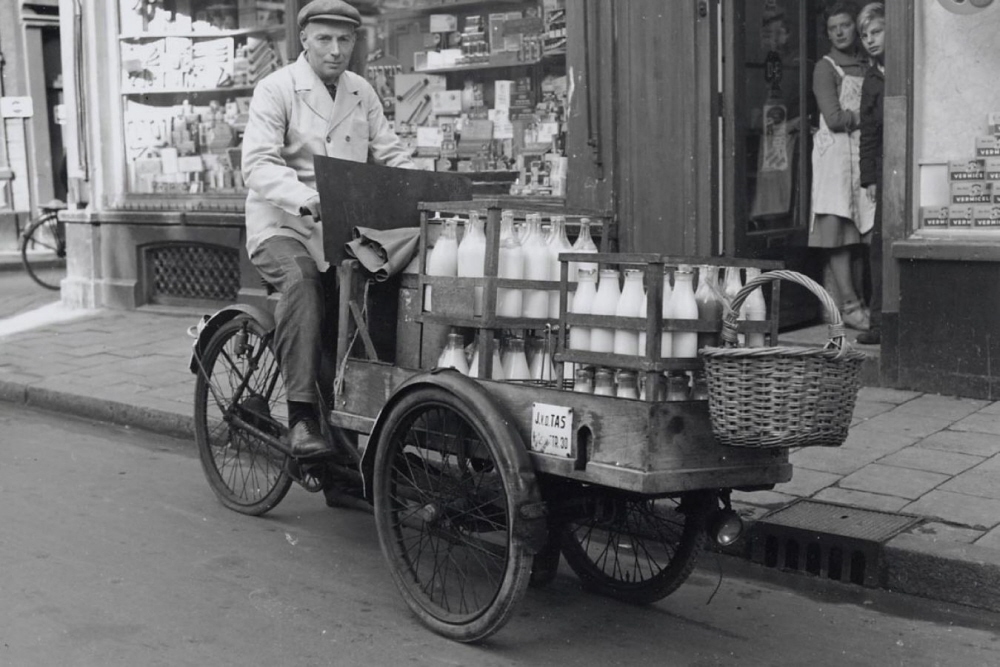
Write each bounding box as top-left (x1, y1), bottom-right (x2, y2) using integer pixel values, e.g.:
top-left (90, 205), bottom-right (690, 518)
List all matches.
top-left (314, 156), bottom-right (472, 266)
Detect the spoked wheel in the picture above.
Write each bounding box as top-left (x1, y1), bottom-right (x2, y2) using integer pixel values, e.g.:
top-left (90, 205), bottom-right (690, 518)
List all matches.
top-left (373, 386), bottom-right (536, 643)
top-left (193, 314), bottom-right (293, 515)
top-left (560, 490), bottom-right (711, 604)
top-left (20, 212), bottom-right (66, 290)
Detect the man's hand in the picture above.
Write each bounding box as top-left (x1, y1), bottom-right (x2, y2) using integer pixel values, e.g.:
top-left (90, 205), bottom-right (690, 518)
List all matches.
top-left (866, 184), bottom-right (878, 204)
top-left (299, 195), bottom-right (322, 221)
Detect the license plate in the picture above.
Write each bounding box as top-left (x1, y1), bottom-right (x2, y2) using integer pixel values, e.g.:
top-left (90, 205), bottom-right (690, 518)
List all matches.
top-left (530, 403), bottom-right (573, 457)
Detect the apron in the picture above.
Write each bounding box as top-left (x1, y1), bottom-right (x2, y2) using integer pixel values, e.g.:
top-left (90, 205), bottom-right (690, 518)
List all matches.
top-left (810, 56), bottom-right (875, 235)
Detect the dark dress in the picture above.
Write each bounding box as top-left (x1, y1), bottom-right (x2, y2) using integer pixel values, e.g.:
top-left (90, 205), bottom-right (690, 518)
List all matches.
top-left (859, 64), bottom-right (884, 329)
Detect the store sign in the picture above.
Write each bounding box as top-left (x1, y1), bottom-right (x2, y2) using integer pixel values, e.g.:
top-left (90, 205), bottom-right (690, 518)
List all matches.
top-left (0, 97), bottom-right (33, 118)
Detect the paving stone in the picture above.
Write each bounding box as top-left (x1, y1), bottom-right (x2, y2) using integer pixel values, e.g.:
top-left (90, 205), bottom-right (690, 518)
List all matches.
top-left (915, 430), bottom-right (1000, 458)
top-left (939, 468), bottom-right (1000, 501)
top-left (856, 386), bottom-right (921, 404)
top-left (789, 445), bottom-right (882, 475)
top-left (975, 453), bottom-right (1000, 472)
top-left (850, 400), bottom-right (896, 422)
top-left (907, 522), bottom-right (986, 545)
top-left (838, 463), bottom-right (949, 500)
top-left (730, 490), bottom-right (797, 509)
top-left (812, 487), bottom-right (910, 513)
top-left (772, 468), bottom-right (841, 498)
top-left (857, 410), bottom-right (952, 439)
top-left (903, 490), bottom-right (1000, 530)
top-left (977, 527), bottom-right (1000, 549)
top-left (61, 353), bottom-right (128, 369)
top-left (978, 401), bottom-right (1000, 415)
top-left (893, 394), bottom-right (989, 421)
top-left (950, 412), bottom-right (1000, 436)
top-left (841, 428), bottom-right (919, 454)
top-left (876, 447), bottom-right (983, 476)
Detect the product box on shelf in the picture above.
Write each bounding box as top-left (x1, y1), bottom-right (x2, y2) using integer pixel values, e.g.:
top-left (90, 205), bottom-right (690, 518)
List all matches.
top-left (949, 204), bottom-right (974, 227)
top-left (950, 159), bottom-right (986, 181)
top-left (976, 136), bottom-right (1000, 158)
top-left (920, 206), bottom-right (950, 228)
top-left (951, 181), bottom-right (991, 204)
top-left (973, 204), bottom-right (1000, 228)
top-left (985, 157), bottom-right (1000, 181)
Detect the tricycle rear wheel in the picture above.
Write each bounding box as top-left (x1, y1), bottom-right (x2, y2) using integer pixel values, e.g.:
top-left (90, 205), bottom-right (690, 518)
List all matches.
top-left (193, 315), bottom-right (293, 516)
top-left (372, 386), bottom-right (533, 643)
top-left (560, 490), bottom-right (710, 604)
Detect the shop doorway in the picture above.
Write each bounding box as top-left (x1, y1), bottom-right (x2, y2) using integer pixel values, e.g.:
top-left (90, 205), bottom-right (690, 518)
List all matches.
top-left (722, 0), bottom-right (873, 327)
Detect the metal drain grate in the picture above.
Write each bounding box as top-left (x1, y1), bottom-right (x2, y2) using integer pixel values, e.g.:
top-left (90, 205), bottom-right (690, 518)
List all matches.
top-left (749, 500), bottom-right (921, 587)
top-left (147, 244), bottom-right (240, 303)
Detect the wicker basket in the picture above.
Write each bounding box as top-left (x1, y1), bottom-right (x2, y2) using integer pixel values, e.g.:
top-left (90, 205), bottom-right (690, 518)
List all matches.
top-left (700, 270), bottom-right (868, 449)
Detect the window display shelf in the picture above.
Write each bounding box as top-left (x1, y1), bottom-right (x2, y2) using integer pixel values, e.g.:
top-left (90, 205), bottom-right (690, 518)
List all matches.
top-left (120, 25), bottom-right (285, 40)
top-left (416, 50), bottom-right (563, 74)
top-left (122, 85), bottom-right (257, 96)
top-left (381, 0), bottom-right (525, 19)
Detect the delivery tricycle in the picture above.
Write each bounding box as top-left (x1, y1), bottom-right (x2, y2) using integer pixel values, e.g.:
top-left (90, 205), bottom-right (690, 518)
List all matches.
top-left (189, 172), bottom-right (863, 643)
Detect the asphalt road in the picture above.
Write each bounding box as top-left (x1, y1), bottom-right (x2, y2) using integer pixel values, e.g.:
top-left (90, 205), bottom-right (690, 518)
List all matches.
top-left (1, 402), bottom-right (999, 667)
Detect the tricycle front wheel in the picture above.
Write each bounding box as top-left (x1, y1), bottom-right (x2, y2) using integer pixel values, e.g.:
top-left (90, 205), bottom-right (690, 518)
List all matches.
top-left (193, 314), bottom-right (293, 516)
top-left (372, 386), bottom-right (534, 643)
top-left (560, 490), bottom-right (711, 605)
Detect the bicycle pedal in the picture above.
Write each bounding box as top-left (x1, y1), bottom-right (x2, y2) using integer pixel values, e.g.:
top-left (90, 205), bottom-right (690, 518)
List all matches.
top-left (285, 459), bottom-right (325, 492)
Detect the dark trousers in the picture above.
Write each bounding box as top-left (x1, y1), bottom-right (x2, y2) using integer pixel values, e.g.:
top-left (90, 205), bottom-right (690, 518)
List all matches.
top-left (867, 186), bottom-right (883, 330)
top-left (249, 236), bottom-right (337, 405)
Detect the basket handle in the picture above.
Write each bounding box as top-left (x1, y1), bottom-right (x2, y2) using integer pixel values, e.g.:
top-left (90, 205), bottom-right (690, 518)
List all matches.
top-left (720, 269), bottom-right (849, 357)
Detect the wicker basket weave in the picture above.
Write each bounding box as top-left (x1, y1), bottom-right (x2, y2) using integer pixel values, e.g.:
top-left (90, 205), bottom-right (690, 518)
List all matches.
top-left (700, 270), bottom-right (867, 449)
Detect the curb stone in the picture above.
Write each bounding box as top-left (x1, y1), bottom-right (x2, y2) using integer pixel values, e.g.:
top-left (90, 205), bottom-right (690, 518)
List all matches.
top-left (0, 379), bottom-right (194, 441)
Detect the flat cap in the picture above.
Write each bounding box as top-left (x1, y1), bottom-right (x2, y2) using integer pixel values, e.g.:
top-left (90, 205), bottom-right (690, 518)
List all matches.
top-left (297, 0), bottom-right (361, 28)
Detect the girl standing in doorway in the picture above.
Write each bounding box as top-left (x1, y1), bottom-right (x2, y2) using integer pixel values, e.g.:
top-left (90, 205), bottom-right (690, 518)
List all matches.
top-left (809, 1), bottom-right (876, 330)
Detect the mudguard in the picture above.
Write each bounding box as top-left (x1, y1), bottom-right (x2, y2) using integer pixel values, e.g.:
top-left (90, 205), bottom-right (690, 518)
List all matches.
top-left (361, 369), bottom-right (548, 553)
top-left (188, 304), bottom-right (276, 375)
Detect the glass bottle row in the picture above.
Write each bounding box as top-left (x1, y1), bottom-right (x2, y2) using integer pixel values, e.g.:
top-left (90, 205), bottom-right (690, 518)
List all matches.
top-left (424, 210), bottom-right (599, 318)
top-left (571, 367), bottom-right (709, 401)
top-left (567, 263), bottom-right (768, 359)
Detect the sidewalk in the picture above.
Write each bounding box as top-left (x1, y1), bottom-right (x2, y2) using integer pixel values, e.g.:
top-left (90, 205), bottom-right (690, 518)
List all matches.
top-left (1, 302), bottom-right (999, 611)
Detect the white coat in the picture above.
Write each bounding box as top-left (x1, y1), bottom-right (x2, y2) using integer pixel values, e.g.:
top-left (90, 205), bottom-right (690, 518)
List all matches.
top-left (242, 53), bottom-right (414, 269)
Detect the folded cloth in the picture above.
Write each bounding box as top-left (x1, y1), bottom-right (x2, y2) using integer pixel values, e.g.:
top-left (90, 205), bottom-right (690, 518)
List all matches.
top-left (344, 227), bottom-right (420, 281)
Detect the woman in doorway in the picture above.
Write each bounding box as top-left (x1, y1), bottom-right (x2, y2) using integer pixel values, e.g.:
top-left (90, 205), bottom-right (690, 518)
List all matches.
top-left (809, 1), bottom-right (876, 330)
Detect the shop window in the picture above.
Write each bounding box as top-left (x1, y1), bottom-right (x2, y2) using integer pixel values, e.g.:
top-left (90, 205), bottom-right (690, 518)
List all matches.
top-left (118, 0), bottom-right (288, 198)
top-left (371, 0), bottom-right (568, 197)
top-left (918, 137), bottom-right (1000, 232)
top-left (116, 0), bottom-right (569, 201)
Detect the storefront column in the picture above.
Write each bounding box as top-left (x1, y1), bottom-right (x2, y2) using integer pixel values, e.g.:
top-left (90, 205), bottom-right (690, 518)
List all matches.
top-left (61, 211), bottom-right (101, 308)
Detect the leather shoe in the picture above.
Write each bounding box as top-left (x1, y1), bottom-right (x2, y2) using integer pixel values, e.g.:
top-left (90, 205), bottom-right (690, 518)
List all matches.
top-left (856, 328), bottom-right (881, 345)
top-left (289, 419), bottom-right (333, 460)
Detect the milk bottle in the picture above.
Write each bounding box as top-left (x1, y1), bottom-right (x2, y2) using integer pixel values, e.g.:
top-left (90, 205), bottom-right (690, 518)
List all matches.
top-left (457, 211), bottom-right (486, 316)
top-left (547, 215), bottom-right (574, 318)
top-left (424, 218), bottom-right (458, 312)
top-left (521, 213), bottom-right (551, 318)
top-left (670, 265), bottom-right (699, 358)
top-left (497, 210), bottom-right (524, 317)
top-left (743, 267), bottom-right (767, 347)
top-left (614, 269), bottom-right (644, 355)
top-left (590, 269), bottom-right (620, 354)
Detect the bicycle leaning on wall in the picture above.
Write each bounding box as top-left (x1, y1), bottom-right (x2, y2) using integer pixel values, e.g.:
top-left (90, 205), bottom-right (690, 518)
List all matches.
top-left (20, 199), bottom-right (67, 291)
